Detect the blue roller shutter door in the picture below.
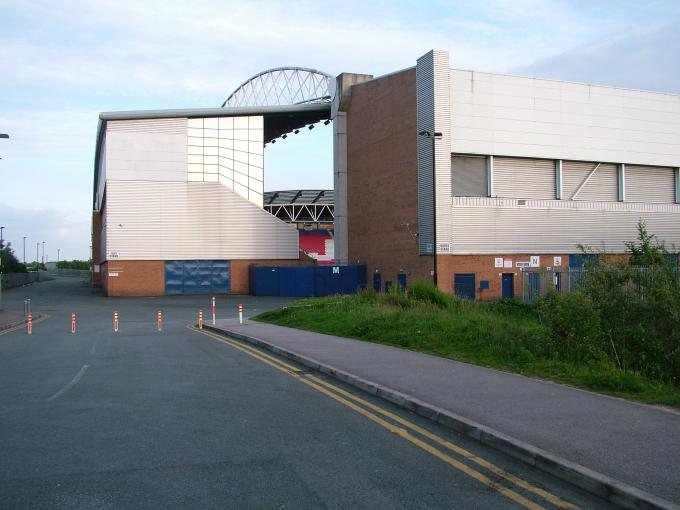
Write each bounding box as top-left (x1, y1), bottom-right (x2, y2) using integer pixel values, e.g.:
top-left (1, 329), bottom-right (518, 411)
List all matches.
top-left (454, 273), bottom-right (476, 300)
top-left (164, 260), bottom-right (231, 295)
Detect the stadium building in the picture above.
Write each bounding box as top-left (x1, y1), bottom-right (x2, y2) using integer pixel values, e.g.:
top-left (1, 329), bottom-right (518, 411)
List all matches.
top-left (92, 50), bottom-right (680, 298)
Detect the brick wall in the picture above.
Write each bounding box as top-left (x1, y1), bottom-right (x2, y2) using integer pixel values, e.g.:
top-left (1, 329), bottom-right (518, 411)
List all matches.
top-left (437, 254), bottom-right (572, 300)
top-left (103, 260), bottom-right (165, 296)
top-left (346, 68), bottom-right (432, 288)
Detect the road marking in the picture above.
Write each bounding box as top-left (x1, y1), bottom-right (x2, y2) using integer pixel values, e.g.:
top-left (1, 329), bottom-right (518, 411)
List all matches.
top-left (191, 326), bottom-right (580, 510)
top-left (0, 315), bottom-right (51, 336)
top-left (47, 364), bottom-right (89, 401)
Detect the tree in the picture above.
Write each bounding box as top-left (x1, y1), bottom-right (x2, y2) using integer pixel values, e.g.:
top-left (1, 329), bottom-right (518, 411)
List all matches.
top-left (0, 241), bottom-right (27, 273)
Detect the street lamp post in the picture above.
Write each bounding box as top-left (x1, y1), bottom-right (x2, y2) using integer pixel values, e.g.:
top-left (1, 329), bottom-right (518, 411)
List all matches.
top-left (418, 130), bottom-right (442, 288)
top-left (23, 236), bottom-right (26, 265)
top-left (41, 241), bottom-right (45, 265)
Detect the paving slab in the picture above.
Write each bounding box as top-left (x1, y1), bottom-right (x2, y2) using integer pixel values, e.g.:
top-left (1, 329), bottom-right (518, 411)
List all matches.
top-left (211, 319), bottom-right (680, 507)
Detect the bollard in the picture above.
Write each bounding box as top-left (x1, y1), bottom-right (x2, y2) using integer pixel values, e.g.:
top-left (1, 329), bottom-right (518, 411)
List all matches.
top-left (27, 313), bottom-right (32, 335)
top-left (238, 303), bottom-right (243, 324)
top-left (71, 312), bottom-right (77, 334)
top-left (157, 310), bottom-right (162, 332)
top-left (114, 309), bottom-right (119, 333)
top-left (211, 296), bottom-right (216, 325)
top-left (198, 309), bottom-right (203, 330)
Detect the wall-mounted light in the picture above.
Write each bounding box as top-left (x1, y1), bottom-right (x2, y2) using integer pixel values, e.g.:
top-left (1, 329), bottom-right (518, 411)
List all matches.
top-left (282, 134), bottom-right (287, 139)
top-left (294, 129), bottom-right (300, 134)
top-left (308, 125), bottom-right (314, 130)
top-left (324, 120), bottom-right (330, 125)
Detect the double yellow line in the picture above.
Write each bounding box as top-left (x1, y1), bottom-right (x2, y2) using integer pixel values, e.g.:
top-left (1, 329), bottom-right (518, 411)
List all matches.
top-left (191, 326), bottom-right (580, 510)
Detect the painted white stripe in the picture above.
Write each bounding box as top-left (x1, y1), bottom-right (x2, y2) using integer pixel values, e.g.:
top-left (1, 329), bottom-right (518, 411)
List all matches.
top-left (47, 365), bottom-right (89, 401)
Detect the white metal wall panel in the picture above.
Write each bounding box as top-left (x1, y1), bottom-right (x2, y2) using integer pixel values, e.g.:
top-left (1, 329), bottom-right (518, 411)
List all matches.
top-left (416, 49), bottom-right (452, 254)
top-left (450, 68), bottom-right (680, 168)
top-left (104, 180), bottom-right (299, 260)
top-left (105, 118), bottom-right (188, 182)
top-left (625, 165), bottom-right (675, 203)
top-left (449, 198), bottom-right (680, 253)
top-left (451, 155), bottom-right (487, 196)
top-left (493, 157), bottom-right (556, 199)
top-left (562, 161), bottom-right (618, 201)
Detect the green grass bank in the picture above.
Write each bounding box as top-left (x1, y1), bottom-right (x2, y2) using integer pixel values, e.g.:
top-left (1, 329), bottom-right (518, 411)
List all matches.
top-left (254, 282), bottom-right (680, 408)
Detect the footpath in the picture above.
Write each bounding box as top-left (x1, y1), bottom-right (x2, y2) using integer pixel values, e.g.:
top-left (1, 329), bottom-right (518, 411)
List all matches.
top-left (0, 309), bottom-right (27, 332)
top-left (209, 319), bottom-right (680, 510)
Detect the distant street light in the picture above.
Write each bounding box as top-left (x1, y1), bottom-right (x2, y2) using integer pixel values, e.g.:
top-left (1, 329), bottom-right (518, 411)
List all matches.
top-left (41, 241), bottom-right (45, 265)
top-left (0, 226), bottom-right (4, 243)
top-left (0, 133), bottom-right (8, 161)
top-left (23, 236), bottom-right (26, 265)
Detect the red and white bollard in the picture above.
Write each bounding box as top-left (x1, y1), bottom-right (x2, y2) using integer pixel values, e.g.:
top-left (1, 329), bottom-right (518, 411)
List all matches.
top-left (114, 309), bottom-right (119, 333)
top-left (157, 310), bottom-right (162, 332)
top-left (238, 303), bottom-right (243, 324)
top-left (211, 296), bottom-right (216, 325)
top-left (198, 309), bottom-right (203, 330)
top-left (71, 312), bottom-right (77, 334)
top-left (27, 313), bottom-right (33, 335)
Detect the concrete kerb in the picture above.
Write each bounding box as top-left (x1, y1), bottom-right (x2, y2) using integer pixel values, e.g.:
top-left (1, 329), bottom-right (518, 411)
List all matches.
top-left (203, 323), bottom-right (679, 510)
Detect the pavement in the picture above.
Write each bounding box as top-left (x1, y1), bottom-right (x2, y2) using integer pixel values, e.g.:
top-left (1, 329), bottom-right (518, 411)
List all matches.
top-left (0, 277), bottom-right (620, 509)
top-left (0, 309), bottom-right (28, 331)
top-left (209, 318), bottom-right (680, 509)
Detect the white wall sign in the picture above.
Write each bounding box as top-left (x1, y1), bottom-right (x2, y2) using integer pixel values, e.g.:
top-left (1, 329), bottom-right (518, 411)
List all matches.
top-left (332, 266), bottom-right (340, 274)
top-left (554, 256), bottom-right (562, 267)
top-left (504, 259), bottom-right (512, 268)
top-left (109, 272), bottom-right (119, 277)
top-left (516, 261), bottom-right (530, 268)
top-left (530, 256), bottom-right (540, 267)
top-left (494, 257), bottom-right (503, 268)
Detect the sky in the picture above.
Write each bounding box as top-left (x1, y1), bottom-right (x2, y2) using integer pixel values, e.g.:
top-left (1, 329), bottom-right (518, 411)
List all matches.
top-left (1, 0), bottom-right (679, 261)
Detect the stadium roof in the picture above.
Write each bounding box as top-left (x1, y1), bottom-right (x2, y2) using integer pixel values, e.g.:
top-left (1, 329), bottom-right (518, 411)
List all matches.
top-left (264, 190), bottom-right (333, 206)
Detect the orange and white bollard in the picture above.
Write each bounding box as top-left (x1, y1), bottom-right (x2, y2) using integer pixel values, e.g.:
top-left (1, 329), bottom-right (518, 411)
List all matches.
top-left (198, 309), bottom-right (203, 330)
top-left (71, 312), bottom-right (77, 334)
top-left (27, 313), bottom-right (33, 335)
top-left (157, 310), bottom-right (162, 332)
top-left (211, 296), bottom-right (216, 325)
top-left (114, 309), bottom-right (119, 333)
top-left (238, 303), bottom-right (243, 324)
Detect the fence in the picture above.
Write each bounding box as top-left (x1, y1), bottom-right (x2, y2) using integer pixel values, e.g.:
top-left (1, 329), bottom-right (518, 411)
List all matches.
top-left (520, 266), bottom-right (680, 303)
top-left (1, 271), bottom-right (53, 290)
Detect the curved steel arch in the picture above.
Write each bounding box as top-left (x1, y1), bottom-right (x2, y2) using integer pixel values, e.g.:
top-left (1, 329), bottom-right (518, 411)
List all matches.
top-left (222, 67), bottom-right (335, 108)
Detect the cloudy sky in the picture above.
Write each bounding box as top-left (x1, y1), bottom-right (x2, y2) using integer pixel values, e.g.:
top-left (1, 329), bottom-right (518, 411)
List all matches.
top-left (1, 0), bottom-right (679, 261)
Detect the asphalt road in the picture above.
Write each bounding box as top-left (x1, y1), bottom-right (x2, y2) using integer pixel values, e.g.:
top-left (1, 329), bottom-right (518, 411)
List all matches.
top-left (0, 278), bottom-right (618, 509)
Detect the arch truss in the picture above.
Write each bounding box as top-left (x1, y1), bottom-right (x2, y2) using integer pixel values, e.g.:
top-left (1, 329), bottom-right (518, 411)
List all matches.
top-left (223, 67), bottom-right (335, 108)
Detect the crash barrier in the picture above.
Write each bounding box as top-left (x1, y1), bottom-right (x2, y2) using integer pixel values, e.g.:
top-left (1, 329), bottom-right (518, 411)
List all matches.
top-left (250, 265), bottom-right (366, 297)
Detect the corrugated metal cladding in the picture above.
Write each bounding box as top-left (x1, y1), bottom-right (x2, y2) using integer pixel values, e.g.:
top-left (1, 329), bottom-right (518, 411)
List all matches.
top-left (562, 161), bottom-right (618, 201)
top-left (449, 205), bottom-right (680, 254)
top-left (104, 180), bottom-right (298, 260)
top-left (493, 157), bottom-right (556, 199)
top-left (451, 155), bottom-right (487, 196)
top-left (626, 165), bottom-right (676, 203)
top-left (416, 49), bottom-right (452, 255)
top-left (416, 51), bottom-right (435, 254)
top-left (107, 118), bottom-right (187, 134)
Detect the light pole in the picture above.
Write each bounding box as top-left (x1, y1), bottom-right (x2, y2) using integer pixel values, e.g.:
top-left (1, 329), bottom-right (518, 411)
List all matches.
top-left (0, 133), bottom-right (8, 161)
top-left (0, 226), bottom-right (3, 311)
top-left (41, 241), bottom-right (45, 265)
top-left (23, 236), bottom-right (26, 265)
top-left (57, 249), bottom-right (60, 265)
top-left (418, 130), bottom-right (442, 287)
top-left (0, 226), bottom-right (4, 243)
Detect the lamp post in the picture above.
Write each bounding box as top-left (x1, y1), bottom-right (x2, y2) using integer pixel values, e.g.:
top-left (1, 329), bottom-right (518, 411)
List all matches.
top-left (41, 241), bottom-right (45, 265)
top-left (418, 130), bottom-right (442, 287)
top-left (23, 236), bottom-right (26, 265)
top-left (0, 133), bottom-right (8, 161)
top-left (0, 226), bottom-right (3, 311)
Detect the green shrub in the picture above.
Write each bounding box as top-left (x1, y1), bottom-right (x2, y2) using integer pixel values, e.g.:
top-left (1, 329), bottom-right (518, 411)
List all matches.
top-left (409, 280), bottom-right (457, 309)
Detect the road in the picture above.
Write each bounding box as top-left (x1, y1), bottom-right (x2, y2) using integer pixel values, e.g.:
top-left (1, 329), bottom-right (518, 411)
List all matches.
top-left (0, 278), bottom-right (618, 509)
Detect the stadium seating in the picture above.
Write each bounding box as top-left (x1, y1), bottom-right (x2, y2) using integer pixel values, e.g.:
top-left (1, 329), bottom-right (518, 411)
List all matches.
top-left (299, 230), bottom-right (334, 263)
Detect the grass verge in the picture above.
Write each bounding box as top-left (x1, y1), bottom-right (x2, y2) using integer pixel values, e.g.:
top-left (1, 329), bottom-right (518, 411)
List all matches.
top-left (253, 284), bottom-right (680, 408)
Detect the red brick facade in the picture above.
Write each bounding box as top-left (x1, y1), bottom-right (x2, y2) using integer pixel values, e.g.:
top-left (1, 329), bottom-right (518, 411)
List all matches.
top-left (346, 68), bottom-right (432, 288)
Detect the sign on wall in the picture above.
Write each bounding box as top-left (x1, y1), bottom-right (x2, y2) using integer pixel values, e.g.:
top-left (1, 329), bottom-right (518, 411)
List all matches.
top-left (554, 256), bottom-right (562, 267)
top-left (494, 257), bottom-right (503, 268)
top-left (530, 256), bottom-right (540, 267)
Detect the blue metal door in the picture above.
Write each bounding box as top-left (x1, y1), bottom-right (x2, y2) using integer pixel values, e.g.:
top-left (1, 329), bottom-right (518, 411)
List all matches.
top-left (164, 260), bottom-right (231, 295)
top-left (397, 272), bottom-right (407, 292)
top-left (502, 273), bottom-right (514, 299)
top-left (373, 271), bottom-right (381, 293)
top-left (454, 273), bottom-right (476, 300)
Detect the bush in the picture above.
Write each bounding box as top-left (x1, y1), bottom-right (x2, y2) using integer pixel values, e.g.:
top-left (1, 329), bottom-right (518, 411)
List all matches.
top-left (409, 280), bottom-right (457, 309)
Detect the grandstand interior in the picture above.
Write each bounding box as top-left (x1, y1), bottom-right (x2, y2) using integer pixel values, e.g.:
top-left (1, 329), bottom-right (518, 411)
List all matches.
top-left (264, 190), bottom-right (334, 263)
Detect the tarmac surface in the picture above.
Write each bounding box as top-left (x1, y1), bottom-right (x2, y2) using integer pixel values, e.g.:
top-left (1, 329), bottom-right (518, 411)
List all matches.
top-left (0, 278), bottom-right (620, 509)
top-left (211, 319), bottom-right (680, 506)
